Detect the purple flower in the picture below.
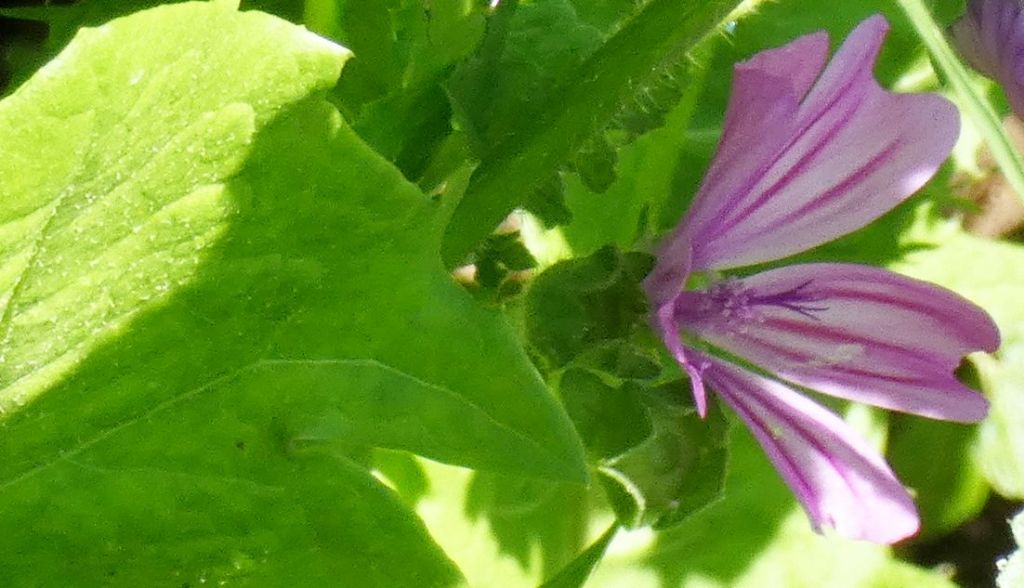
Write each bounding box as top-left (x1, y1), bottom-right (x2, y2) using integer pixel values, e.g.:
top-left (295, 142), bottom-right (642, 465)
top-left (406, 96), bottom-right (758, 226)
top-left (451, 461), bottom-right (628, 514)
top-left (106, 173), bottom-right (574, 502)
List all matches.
top-left (952, 0), bottom-right (1024, 118)
top-left (647, 15), bottom-right (1000, 544)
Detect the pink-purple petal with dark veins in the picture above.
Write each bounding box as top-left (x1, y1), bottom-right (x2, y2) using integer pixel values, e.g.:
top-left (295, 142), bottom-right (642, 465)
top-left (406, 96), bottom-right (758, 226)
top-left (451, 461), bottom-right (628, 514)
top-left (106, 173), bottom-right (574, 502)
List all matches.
top-left (682, 15), bottom-right (959, 272)
top-left (646, 33), bottom-right (825, 302)
top-left (675, 263), bottom-right (998, 422)
top-left (679, 32), bottom-right (828, 238)
top-left (701, 358), bottom-right (920, 543)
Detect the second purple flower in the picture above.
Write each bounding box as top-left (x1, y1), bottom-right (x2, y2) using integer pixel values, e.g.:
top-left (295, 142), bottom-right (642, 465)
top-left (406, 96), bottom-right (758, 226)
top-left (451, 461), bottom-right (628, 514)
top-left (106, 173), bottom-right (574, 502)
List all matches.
top-left (952, 0), bottom-right (1024, 119)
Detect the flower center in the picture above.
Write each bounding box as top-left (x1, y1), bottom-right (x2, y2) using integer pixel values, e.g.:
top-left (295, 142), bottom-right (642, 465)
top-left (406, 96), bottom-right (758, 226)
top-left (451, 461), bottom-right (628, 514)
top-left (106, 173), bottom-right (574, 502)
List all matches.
top-left (675, 278), bottom-right (828, 334)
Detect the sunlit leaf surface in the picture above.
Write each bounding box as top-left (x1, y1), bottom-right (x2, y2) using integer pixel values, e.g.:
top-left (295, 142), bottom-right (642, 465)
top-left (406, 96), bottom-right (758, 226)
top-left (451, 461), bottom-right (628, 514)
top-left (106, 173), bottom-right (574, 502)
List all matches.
top-left (0, 2), bottom-right (585, 583)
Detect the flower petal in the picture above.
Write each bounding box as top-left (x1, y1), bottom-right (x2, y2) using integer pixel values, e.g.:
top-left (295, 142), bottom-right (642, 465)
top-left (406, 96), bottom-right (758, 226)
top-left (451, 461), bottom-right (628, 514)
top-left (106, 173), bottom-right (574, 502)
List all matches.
top-left (653, 304), bottom-right (709, 417)
top-left (683, 15), bottom-right (959, 271)
top-left (676, 263), bottom-right (998, 422)
top-left (701, 358), bottom-right (919, 543)
top-left (950, 0), bottom-right (1008, 77)
top-left (952, 0), bottom-right (1024, 118)
top-left (648, 32), bottom-right (829, 302)
top-left (686, 31), bottom-right (830, 234)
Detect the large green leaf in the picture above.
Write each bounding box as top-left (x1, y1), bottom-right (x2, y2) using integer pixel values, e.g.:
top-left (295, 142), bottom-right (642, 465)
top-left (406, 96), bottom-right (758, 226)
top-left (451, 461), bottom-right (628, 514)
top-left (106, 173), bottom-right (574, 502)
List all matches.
top-left (0, 1), bottom-right (258, 94)
top-left (0, 2), bottom-right (313, 99)
top-left (0, 1), bottom-right (585, 583)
